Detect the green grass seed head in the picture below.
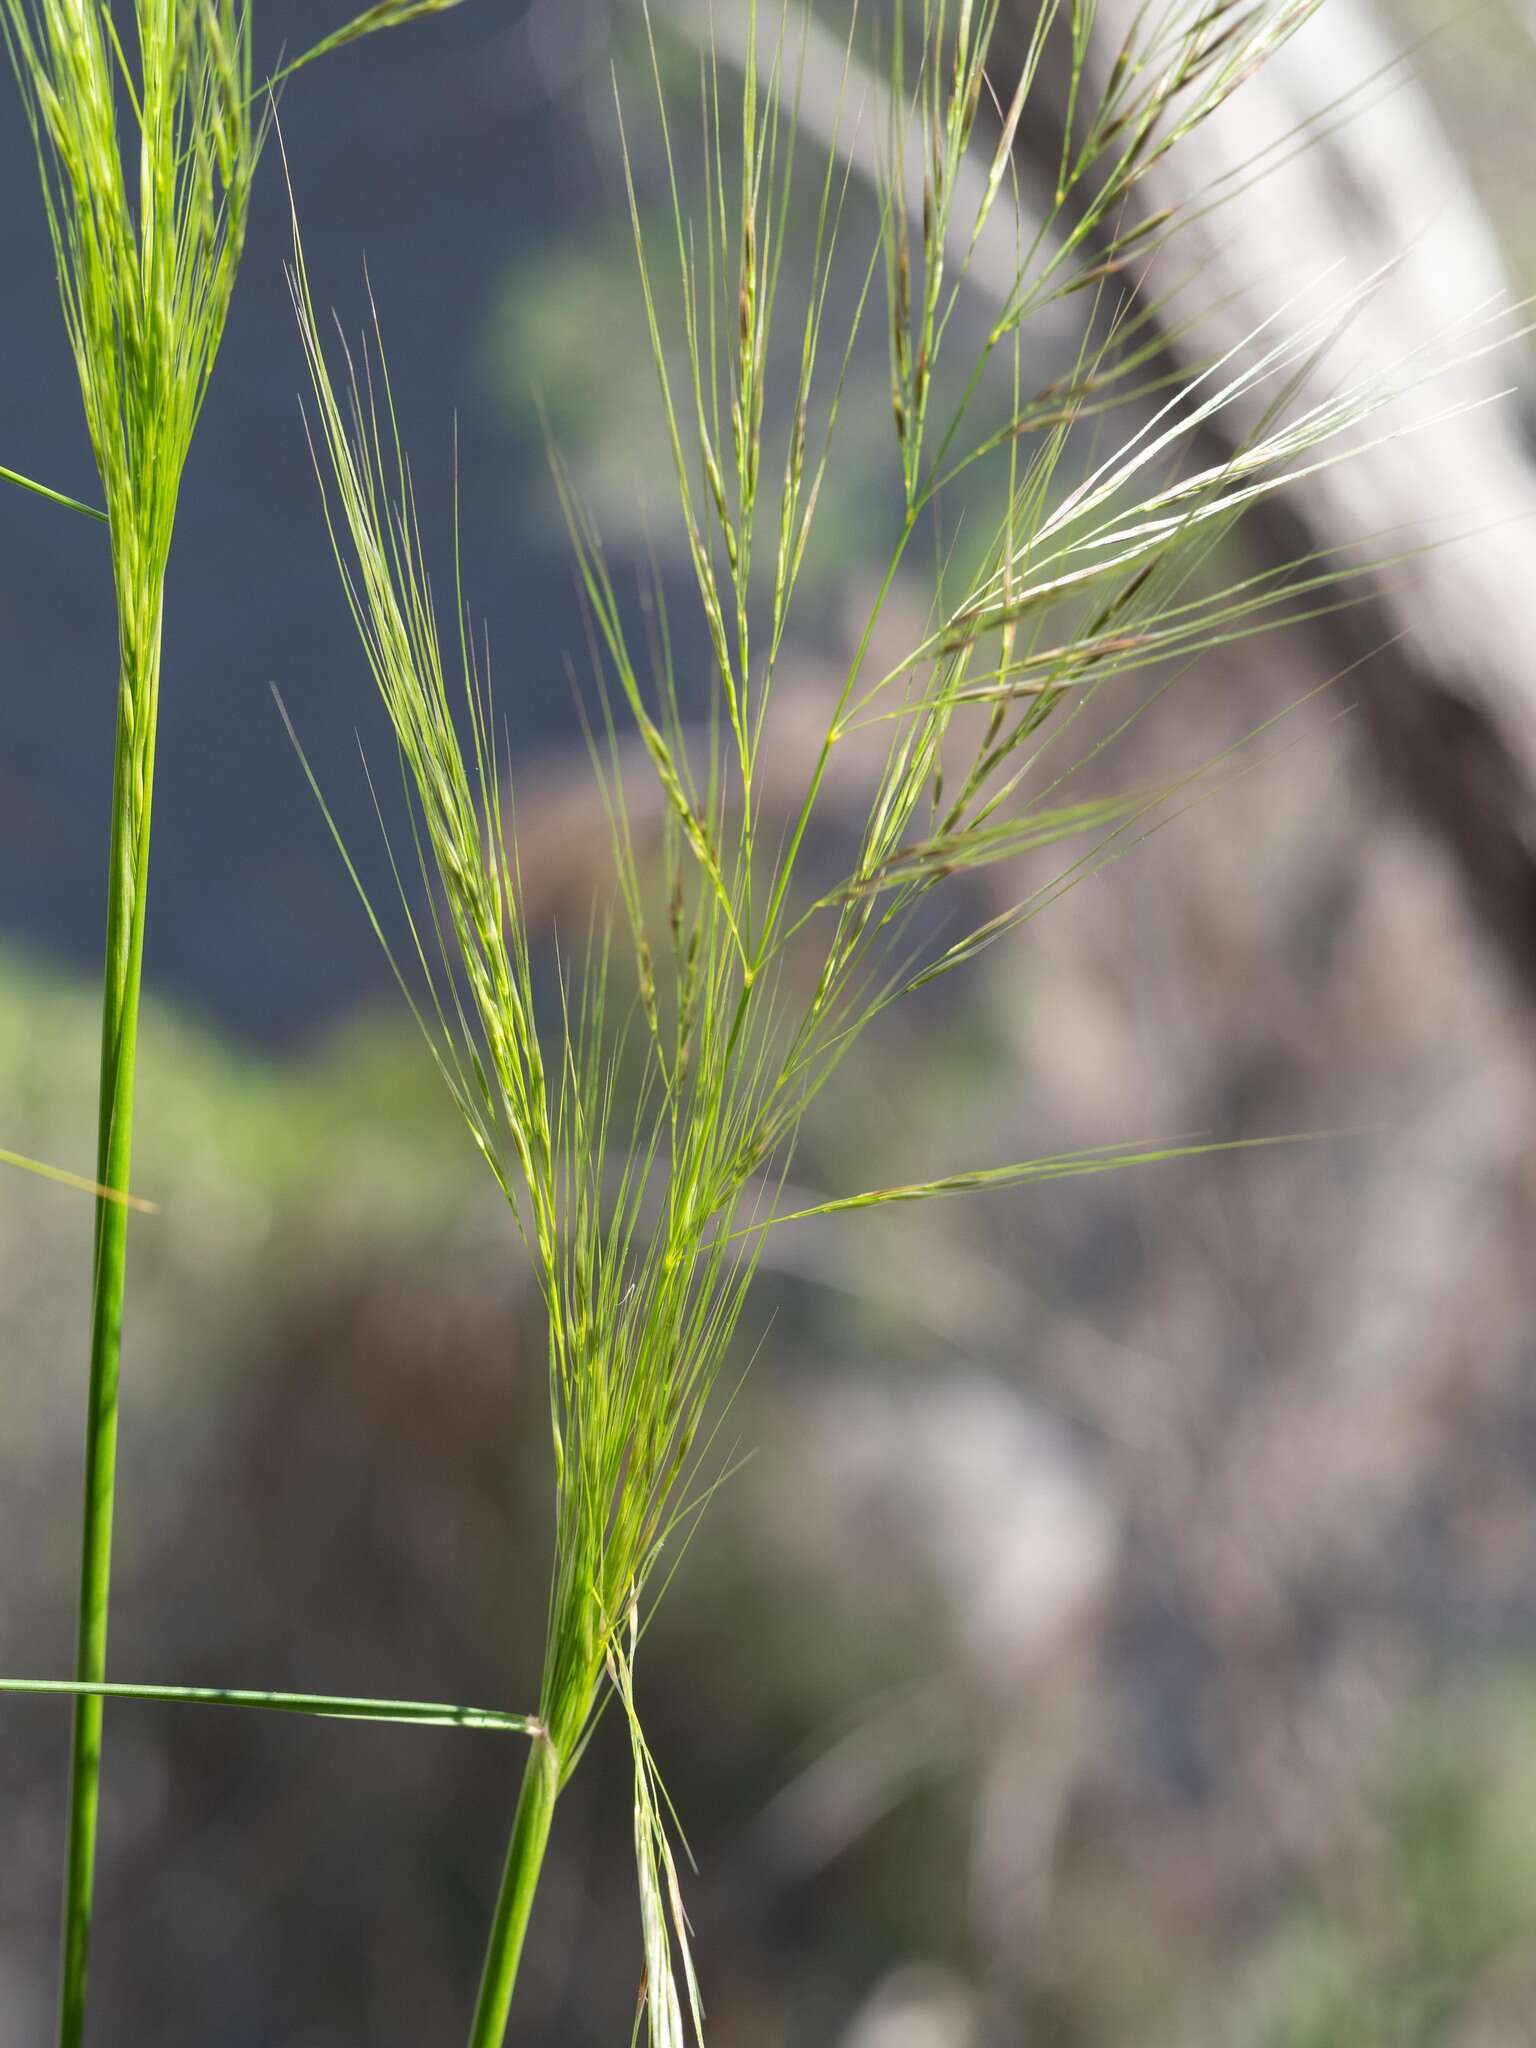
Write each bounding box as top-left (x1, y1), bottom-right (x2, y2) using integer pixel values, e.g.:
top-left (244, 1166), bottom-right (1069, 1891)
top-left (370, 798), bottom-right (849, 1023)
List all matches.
top-left (289, 2), bottom-right (1522, 2039)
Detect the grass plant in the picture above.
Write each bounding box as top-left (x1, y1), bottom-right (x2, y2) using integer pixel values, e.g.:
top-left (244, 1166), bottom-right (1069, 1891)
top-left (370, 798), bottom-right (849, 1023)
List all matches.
top-left (0, 4), bottom-right (468, 2041)
top-left (284, 2), bottom-right (1508, 2038)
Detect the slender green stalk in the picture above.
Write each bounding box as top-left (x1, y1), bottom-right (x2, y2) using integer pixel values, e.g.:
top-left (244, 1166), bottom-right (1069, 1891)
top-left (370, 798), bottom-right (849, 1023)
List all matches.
top-left (468, 1734), bottom-right (562, 2048)
top-left (59, 589), bottom-right (165, 2048)
top-left (0, 1679), bottom-right (536, 1733)
top-left (0, 462), bottom-right (106, 521)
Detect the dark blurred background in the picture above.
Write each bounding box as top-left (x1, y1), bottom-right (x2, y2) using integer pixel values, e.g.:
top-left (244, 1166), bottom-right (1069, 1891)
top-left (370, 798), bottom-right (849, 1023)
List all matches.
top-left (5, 2), bottom-right (1536, 2042)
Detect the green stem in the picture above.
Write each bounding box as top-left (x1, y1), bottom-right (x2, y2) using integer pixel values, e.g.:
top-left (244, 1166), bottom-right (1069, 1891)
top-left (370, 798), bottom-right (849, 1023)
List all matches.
top-left (2, 1678), bottom-right (537, 1734)
top-left (57, 602), bottom-right (163, 2048)
top-left (467, 1732), bottom-right (562, 2048)
top-left (0, 461), bottom-right (108, 523)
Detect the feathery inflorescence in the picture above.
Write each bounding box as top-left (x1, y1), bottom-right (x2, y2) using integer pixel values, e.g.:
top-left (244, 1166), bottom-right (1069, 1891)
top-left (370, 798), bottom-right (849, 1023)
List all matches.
top-left (286, 0), bottom-right (1517, 2041)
